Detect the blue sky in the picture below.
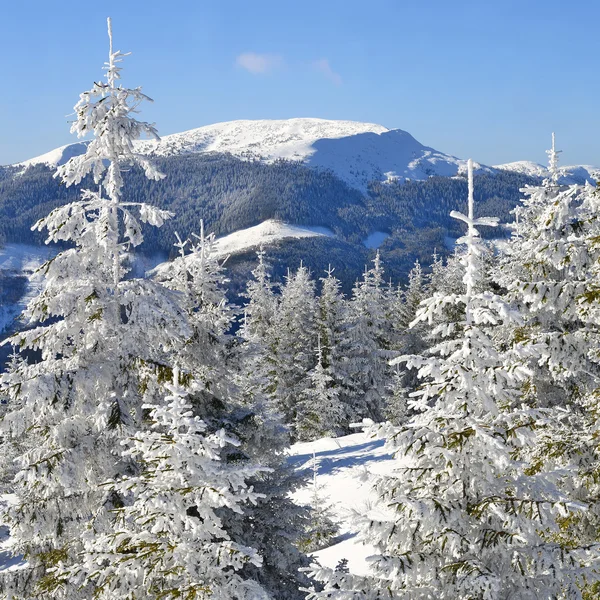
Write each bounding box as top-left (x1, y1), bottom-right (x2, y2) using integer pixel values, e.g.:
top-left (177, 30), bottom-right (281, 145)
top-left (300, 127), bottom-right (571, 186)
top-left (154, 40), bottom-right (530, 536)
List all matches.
top-left (0, 0), bottom-right (598, 166)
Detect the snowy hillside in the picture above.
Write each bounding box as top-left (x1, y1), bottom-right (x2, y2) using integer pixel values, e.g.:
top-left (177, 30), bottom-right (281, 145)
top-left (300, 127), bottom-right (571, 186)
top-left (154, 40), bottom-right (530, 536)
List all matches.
top-left (17, 142), bottom-right (90, 169)
top-left (211, 220), bottom-right (334, 258)
top-left (495, 160), bottom-right (600, 185)
top-left (15, 118), bottom-right (490, 191)
top-left (289, 432), bottom-right (395, 575)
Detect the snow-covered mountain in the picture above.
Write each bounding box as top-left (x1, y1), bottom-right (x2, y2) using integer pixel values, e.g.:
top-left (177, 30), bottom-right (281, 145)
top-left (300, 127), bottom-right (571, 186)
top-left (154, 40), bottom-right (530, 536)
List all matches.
top-left (494, 160), bottom-right (600, 185)
top-left (13, 118), bottom-right (599, 191)
top-left (15, 118), bottom-right (489, 191)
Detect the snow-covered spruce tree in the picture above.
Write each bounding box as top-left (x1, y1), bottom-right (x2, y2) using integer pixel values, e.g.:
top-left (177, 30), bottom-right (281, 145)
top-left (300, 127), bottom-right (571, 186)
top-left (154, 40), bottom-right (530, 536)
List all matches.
top-left (157, 239), bottom-right (312, 600)
top-left (50, 369), bottom-right (270, 600)
top-left (494, 133), bottom-right (594, 407)
top-left (495, 136), bottom-right (600, 570)
top-left (242, 247), bottom-right (279, 348)
top-left (0, 19), bottom-right (191, 599)
top-left (269, 263), bottom-right (318, 430)
top-left (308, 159), bottom-right (599, 600)
top-left (298, 452), bottom-right (338, 553)
top-left (238, 247), bottom-right (280, 413)
top-left (316, 267), bottom-right (347, 383)
top-left (340, 252), bottom-right (391, 423)
top-left (152, 221), bottom-right (235, 408)
top-left (385, 260), bottom-right (429, 424)
top-left (296, 336), bottom-right (347, 441)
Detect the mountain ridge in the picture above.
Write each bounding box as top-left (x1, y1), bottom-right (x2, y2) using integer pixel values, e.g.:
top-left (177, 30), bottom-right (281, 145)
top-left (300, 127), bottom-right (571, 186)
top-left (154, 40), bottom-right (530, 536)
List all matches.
top-left (14, 118), bottom-right (598, 190)
top-left (13, 118), bottom-right (490, 191)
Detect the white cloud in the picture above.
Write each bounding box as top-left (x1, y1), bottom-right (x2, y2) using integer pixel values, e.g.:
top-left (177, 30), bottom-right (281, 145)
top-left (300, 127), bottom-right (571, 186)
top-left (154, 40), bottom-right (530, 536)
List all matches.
top-left (313, 58), bottom-right (342, 86)
top-left (236, 52), bottom-right (284, 74)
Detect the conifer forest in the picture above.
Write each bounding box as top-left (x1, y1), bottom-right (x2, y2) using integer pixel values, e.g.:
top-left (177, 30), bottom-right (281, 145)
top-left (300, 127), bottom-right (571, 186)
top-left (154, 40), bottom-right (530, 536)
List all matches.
top-left (1, 15), bottom-right (600, 600)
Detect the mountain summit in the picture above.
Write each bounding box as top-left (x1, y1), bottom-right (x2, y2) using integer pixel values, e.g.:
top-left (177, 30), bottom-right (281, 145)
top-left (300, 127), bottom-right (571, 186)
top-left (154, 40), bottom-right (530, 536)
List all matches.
top-left (16, 118), bottom-right (488, 191)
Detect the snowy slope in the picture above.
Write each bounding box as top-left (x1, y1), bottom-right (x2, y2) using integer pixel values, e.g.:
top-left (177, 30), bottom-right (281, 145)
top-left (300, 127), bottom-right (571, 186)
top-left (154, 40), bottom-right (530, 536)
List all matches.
top-left (136, 118), bottom-right (490, 191)
top-left (289, 432), bottom-right (396, 575)
top-left (146, 220), bottom-right (333, 280)
top-left (495, 160), bottom-right (600, 185)
top-left (212, 220), bottom-right (333, 258)
top-left (17, 142), bottom-right (90, 169)
top-left (14, 118), bottom-right (489, 191)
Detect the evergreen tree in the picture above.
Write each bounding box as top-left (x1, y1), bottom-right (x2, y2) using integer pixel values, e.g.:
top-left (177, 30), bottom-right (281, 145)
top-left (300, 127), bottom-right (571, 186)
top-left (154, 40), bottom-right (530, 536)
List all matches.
top-left (298, 452), bottom-right (338, 553)
top-left (152, 221), bottom-right (235, 407)
top-left (495, 135), bottom-right (600, 570)
top-left (340, 252), bottom-right (390, 423)
top-left (308, 160), bottom-right (599, 600)
top-left (0, 19), bottom-right (189, 599)
top-left (386, 260), bottom-right (428, 424)
top-left (269, 263), bottom-right (317, 429)
top-left (296, 337), bottom-right (346, 441)
top-left (242, 248), bottom-right (279, 346)
top-left (52, 370), bottom-right (270, 600)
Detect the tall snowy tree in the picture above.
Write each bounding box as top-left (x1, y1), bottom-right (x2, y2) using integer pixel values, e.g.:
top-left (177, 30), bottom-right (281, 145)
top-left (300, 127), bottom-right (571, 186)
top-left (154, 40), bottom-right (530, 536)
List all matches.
top-left (0, 19), bottom-right (193, 599)
top-left (152, 221), bottom-right (235, 407)
top-left (494, 135), bottom-right (600, 568)
top-left (340, 252), bottom-right (391, 423)
top-left (296, 336), bottom-right (347, 441)
top-left (308, 159), bottom-right (599, 599)
top-left (241, 248), bottom-right (279, 347)
top-left (268, 263), bottom-right (317, 429)
top-left (385, 260), bottom-right (428, 424)
top-left (495, 132), bottom-right (593, 403)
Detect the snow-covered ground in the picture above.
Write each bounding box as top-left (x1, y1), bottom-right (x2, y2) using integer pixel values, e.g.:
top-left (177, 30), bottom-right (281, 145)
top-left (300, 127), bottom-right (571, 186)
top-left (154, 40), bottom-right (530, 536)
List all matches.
top-left (14, 118), bottom-right (490, 192)
top-left (289, 431), bottom-right (395, 575)
top-left (212, 220), bottom-right (334, 258)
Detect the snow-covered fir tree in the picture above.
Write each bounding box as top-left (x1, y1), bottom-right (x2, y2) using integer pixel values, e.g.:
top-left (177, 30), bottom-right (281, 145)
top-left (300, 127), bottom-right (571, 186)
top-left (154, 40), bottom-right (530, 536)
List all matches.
top-left (242, 247), bottom-right (279, 347)
top-left (296, 336), bottom-right (346, 441)
top-left (50, 369), bottom-right (270, 599)
top-left (494, 135), bottom-right (600, 572)
top-left (0, 20), bottom-right (197, 599)
top-left (340, 252), bottom-right (391, 423)
top-left (385, 260), bottom-right (428, 424)
top-left (298, 452), bottom-right (338, 553)
top-left (268, 263), bottom-right (317, 431)
top-left (316, 267), bottom-right (347, 381)
top-left (239, 248), bottom-right (280, 415)
top-left (157, 238), bottom-right (312, 600)
top-left (152, 221), bottom-right (235, 406)
top-left (308, 159), bottom-right (600, 600)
